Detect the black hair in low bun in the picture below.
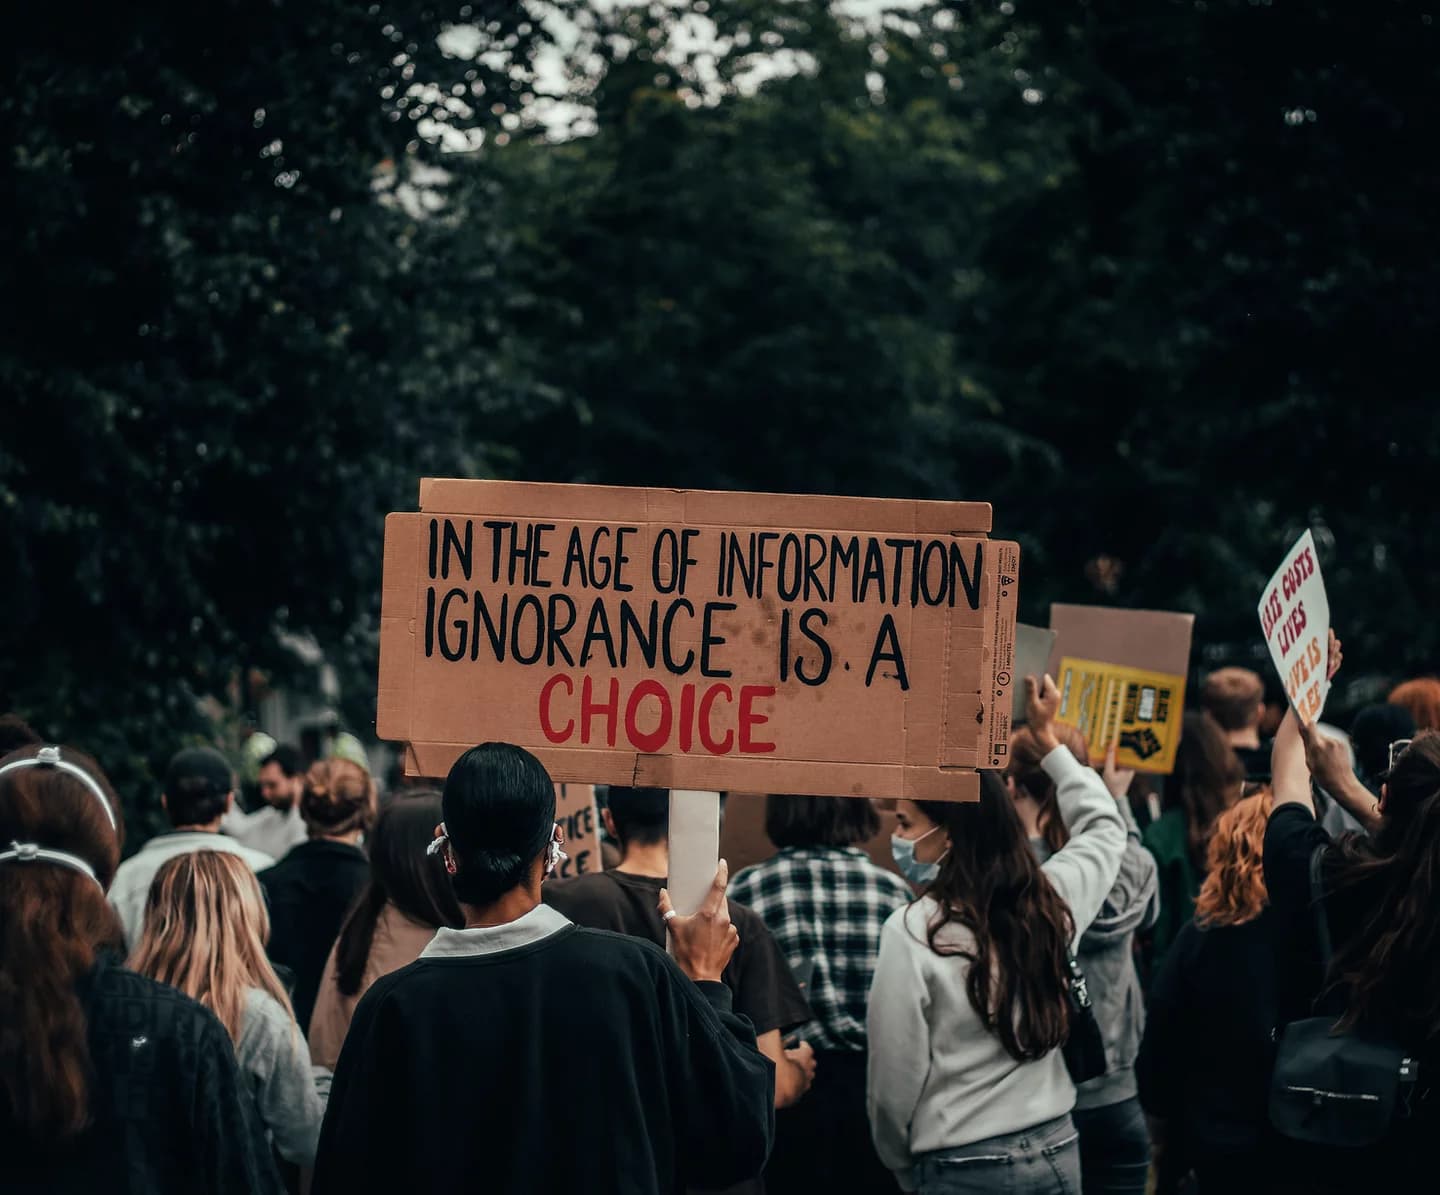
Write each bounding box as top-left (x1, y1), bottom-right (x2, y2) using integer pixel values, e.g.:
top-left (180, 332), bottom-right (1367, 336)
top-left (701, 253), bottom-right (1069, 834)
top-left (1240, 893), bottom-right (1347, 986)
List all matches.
top-left (441, 743), bottom-right (556, 906)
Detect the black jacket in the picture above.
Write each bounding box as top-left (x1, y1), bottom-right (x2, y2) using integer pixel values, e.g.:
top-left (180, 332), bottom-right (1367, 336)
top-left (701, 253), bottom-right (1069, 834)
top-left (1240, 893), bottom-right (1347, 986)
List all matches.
top-left (259, 839), bottom-right (369, 1030)
top-left (1137, 910), bottom-right (1280, 1164)
top-left (6, 954), bottom-right (283, 1194)
top-left (313, 923), bottom-right (774, 1194)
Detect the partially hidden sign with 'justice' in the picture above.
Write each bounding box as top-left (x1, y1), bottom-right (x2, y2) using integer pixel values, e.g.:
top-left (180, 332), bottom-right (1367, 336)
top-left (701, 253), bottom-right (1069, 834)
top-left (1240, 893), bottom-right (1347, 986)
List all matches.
top-left (378, 480), bottom-right (1020, 800)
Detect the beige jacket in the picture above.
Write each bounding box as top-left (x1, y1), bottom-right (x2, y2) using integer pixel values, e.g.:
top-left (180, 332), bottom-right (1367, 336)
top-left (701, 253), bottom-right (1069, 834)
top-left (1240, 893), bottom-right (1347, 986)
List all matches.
top-left (307, 903), bottom-right (438, 1069)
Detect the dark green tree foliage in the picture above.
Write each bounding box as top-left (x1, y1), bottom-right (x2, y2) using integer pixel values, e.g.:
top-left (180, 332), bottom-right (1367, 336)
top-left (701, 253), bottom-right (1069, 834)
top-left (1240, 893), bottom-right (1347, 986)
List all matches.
top-left (1010, 1), bottom-right (1440, 682)
top-left (1, 2), bottom-right (551, 829)
top-left (500, 0), bottom-right (1439, 690)
top-left (4, 0), bottom-right (1436, 828)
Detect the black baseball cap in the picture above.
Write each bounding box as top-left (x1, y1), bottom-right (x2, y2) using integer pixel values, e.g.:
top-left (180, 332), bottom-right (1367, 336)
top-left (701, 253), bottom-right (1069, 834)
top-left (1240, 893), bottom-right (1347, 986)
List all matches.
top-left (165, 747), bottom-right (234, 799)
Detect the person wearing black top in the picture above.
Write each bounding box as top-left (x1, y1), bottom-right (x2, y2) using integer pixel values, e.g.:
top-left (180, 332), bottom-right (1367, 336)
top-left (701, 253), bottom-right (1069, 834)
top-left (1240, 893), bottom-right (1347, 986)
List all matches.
top-left (1262, 649), bottom-right (1440, 1193)
top-left (544, 786), bottom-right (814, 1110)
top-left (1138, 790), bottom-right (1281, 1193)
top-left (312, 743), bottom-right (774, 1195)
top-left (259, 757), bottom-right (375, 1027)
top-left (1, 742), bottom-right (281, 1195)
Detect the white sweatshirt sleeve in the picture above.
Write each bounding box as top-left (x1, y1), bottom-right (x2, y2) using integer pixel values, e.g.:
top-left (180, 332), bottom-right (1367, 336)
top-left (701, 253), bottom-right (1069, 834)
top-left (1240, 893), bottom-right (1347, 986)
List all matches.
top-left (1038, 746), bottom-right (1128, 944)
top-left (866, 909), bottom-right (931, 1191)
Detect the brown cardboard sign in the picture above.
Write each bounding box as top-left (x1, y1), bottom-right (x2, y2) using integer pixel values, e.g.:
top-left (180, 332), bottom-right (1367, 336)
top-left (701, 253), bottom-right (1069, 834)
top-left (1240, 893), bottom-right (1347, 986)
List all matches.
top-left (550, 782), bottom-right (603, 880)
top-left (378, 480), bottom-right (1020, 801)
top-left (1046, 604), bottom-right (1195, 775)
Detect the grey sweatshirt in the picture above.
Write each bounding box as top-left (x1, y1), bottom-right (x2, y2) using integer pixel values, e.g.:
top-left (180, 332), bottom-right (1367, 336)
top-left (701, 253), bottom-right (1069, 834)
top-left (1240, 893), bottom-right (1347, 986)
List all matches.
top-left (1033, 796), bottom-right (1159, 1110)
top-left (867, 747), bottom-right (1127, 1186)
top-left (237, 988), bottom-right (328, 1168)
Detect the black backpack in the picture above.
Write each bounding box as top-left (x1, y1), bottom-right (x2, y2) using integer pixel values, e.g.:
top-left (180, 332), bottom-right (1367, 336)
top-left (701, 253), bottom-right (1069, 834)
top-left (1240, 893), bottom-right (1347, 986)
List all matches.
top-left (1268, 847), bottom-right (1423, 1147)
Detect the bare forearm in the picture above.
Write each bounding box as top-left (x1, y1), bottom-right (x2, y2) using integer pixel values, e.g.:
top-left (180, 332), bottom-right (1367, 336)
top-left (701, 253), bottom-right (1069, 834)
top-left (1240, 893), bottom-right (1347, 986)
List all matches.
top-left (1271, 707), bottom-right (1314, 812)
top-left (1329, 772), bottom-right (1383, 833)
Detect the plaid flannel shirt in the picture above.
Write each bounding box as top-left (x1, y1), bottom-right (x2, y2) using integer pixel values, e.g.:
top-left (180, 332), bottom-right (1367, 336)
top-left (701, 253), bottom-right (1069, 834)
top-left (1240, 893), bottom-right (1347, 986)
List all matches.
top-left (730, 846), bottom-right (913, 1053)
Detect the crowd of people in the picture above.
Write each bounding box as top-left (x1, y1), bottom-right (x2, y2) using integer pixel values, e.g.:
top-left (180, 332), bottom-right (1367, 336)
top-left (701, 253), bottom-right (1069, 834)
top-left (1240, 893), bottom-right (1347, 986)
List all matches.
top-left (2, 637), bottom-right (1437, 1194)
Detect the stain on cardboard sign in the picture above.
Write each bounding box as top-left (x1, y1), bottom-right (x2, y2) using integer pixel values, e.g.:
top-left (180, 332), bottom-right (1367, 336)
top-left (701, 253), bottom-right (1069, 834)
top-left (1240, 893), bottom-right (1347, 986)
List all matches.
top-left (378, 481), bottom-right (1020, 800)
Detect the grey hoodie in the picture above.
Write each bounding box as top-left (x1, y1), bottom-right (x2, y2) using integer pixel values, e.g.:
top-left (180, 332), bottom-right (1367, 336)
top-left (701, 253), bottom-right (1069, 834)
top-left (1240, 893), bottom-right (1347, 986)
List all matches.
top-left (1033, 797), bottom-right (1160, 1110)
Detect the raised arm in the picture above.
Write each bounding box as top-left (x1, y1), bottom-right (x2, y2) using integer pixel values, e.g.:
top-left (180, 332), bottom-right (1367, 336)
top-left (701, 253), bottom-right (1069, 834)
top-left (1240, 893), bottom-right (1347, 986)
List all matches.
top-left (1023, 676), bottom-right (1127, 938)
top-left (1300, 724), bottom-right (1381, 834)
top-left (1272, 630), bottom-right (1344, 814)
top-left (659, 865), bottom-right (776, 1188)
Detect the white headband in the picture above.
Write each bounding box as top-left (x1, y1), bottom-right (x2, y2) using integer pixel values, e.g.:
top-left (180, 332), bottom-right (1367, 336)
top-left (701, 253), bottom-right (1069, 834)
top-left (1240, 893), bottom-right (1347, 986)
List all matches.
top-left (0, 746), bottom-right (117, 831)
top-left (0, 840), bottom-right (104, 892)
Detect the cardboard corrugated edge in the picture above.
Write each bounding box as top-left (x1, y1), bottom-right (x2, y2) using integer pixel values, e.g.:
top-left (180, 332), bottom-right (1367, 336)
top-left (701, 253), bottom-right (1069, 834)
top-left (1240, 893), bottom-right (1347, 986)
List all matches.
top-left (980, 541), bottom-right (1021, 769)
top-left (417, 478), bottom-right (993, 536)
top-left (376, 513), bottom-right (421, 750)
top-left (402, 741), bottom-right (980, 802)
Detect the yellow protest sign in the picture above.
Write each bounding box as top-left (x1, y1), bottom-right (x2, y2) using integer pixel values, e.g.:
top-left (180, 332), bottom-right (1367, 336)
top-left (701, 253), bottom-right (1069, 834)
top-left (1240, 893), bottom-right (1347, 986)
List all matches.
top-left (1055, 657), bottom-right (1186, 774)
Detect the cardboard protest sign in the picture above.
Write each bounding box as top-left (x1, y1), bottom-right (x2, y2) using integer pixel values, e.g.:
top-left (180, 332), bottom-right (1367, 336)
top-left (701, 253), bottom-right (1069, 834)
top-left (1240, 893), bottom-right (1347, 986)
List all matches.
top-left (1047, 604), bottom-right (1194, 774)
top-left (1054, 658), bottom-right (1185, 772)
top-left (1258, 530), bottom-right (1331, 724)
top-left (550, 782), bottom-right (603, 880)
top-left (378, 480), bottom-right (1020, 801)
top-left (1012, 624), bottom-right (1058, 721)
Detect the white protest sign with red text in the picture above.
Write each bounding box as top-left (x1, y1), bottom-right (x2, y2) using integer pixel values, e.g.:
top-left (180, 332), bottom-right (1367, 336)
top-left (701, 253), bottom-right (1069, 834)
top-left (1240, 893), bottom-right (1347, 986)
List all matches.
top-left (1258, 530), bottom-right (1331, 724)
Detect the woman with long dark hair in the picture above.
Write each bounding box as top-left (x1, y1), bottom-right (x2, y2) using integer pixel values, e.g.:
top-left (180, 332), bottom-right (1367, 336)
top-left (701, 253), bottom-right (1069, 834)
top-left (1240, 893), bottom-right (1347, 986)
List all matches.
top-left (308, 791), bottom-right (463, 1068)
top-left (1, 743), bottom-right (281, 1194)
top-left (867, 678), bottom-right (1127, 1194)
top-left (1265, 637), bottom-right (1440, 1190)
top-left (1009, 725), bottom-right (1159, 1195)
top-left (1142, 710), bottom-right (1243, 970)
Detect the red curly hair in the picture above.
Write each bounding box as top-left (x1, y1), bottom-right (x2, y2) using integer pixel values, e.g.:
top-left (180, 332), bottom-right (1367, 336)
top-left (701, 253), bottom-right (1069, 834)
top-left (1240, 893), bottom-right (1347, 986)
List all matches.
top-left (1389, 678), bottom-right (1440, 732)
top-left (1194, 790), bottom-right (1272, 928)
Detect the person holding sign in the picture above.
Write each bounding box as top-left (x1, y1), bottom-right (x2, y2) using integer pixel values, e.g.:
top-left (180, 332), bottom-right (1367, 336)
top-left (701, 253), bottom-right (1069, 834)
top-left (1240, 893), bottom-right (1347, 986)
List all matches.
top-left (866, 677), bottom-right (1127, 1195)
top-left (1262, 634), bottom-right (1440, 1190)
top-left (312, 743), bottom-right (774, 1195)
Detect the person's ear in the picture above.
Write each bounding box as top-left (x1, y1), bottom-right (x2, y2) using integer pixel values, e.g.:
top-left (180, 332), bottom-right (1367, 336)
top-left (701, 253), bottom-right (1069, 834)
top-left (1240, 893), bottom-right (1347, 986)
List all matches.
top-left (1379, 782), bottom-right (1389, 813)
top-left (1005, 775), bottom-right (1020, 801)
top-left (161, 793), bottom-right (168, 815)
top-left (602, 808), bottom-right (618, 841)
top-left (224, 790), bottom-right (235, 813)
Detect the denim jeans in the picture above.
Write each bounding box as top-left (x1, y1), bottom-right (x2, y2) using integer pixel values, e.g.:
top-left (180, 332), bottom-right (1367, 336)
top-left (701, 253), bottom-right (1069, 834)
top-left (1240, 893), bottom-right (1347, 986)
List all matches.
top-left (1071, 1097), bottom-right (1151, 1195)
top-left (914, 1113), bottom-right (1081, 1195)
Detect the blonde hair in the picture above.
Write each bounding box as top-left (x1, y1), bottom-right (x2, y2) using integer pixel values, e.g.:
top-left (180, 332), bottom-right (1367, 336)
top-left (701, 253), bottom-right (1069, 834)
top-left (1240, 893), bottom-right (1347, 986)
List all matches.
top-left (128, 850), bottom-right (293, 1043)
top-left (1194, 790), bottom-right (1273, 929)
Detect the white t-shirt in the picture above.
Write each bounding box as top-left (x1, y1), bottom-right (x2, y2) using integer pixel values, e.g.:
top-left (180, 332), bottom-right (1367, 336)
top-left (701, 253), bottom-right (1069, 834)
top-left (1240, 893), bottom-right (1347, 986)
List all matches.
top-left (222, 801), bottom-right (308, 862)
top-left (109, 832), bottom-right (275, 949)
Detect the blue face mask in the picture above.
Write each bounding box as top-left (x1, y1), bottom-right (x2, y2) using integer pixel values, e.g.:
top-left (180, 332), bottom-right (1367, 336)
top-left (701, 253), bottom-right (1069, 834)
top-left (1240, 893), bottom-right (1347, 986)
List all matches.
top-left (891, 825), bottom-right (945, 886)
